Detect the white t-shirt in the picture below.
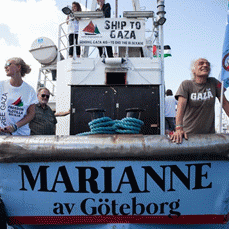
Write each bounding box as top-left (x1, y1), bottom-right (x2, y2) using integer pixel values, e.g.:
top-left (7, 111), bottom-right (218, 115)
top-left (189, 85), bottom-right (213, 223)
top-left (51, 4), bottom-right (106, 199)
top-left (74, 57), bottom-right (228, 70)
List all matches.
top-left (165, 95), bottom-right (177, 117)
top-left (68, 18), bottom-right (79, 34)
top-left (0, 80), bottom-right (38, 135)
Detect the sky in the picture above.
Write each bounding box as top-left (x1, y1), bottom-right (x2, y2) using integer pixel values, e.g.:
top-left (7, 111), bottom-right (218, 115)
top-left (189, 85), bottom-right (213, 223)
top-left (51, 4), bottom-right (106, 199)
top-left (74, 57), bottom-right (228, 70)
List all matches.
top-left (0, 0), bottom-right (228, 97)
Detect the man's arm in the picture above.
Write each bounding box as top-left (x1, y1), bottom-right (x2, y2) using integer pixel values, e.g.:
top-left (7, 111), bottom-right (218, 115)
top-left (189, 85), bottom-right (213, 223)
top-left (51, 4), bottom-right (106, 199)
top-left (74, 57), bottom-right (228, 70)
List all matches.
top-left (55, 110), bottom-right (70, 117)
top-left (170, 96), bottom-right (188, 143)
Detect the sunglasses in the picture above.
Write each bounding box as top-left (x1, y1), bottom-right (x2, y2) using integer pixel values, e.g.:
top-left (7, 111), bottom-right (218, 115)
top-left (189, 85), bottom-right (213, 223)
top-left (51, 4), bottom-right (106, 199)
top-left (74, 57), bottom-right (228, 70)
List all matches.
top-left (41, 94), bottom-right (50, 99)
top-left (5, 62), bottom-right (12, 68)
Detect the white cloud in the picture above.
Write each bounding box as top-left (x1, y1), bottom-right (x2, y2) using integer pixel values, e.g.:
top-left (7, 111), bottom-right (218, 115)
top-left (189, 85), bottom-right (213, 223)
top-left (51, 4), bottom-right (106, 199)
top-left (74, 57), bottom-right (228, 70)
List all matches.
top-left (0, 0), bottom-right (65, 88)
top-left (0, 24), bottom-right (20, 46)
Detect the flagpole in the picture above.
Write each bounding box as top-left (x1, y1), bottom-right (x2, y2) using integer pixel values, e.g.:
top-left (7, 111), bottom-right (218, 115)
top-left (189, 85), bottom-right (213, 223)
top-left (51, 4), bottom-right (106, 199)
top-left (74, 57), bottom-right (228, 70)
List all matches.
top-left (219, 75), bottom-right (224, 133)
top-left (219, 0), bottom-right (229, 132)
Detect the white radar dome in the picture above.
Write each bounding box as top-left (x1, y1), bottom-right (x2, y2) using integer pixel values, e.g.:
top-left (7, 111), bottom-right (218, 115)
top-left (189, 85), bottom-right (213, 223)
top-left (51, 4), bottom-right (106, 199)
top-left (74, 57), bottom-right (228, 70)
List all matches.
top-left (30, 37), bottom-right (57, 65)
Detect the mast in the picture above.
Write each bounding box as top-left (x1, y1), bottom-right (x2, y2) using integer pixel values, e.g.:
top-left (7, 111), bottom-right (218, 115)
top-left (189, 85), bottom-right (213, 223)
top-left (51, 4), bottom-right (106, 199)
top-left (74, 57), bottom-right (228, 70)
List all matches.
top-left (115, 0), bottom-right (118, 18)
top-left (157, 0), bottom-right (166, 135)
top-left (114, 0), bottom-right (118, 56)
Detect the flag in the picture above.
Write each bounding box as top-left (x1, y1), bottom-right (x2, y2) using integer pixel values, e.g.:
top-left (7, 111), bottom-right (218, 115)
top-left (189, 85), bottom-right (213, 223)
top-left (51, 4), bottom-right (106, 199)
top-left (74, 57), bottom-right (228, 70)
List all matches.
top-left (153, 45), bottom-right (171, 58)
top-left (221, 0), bottom-right (229, 88)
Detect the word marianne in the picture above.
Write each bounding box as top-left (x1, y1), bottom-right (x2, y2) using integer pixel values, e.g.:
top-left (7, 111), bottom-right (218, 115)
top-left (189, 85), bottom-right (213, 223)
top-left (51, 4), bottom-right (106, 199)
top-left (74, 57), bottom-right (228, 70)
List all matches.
top-left (19, 163), bottom-right (212, 193)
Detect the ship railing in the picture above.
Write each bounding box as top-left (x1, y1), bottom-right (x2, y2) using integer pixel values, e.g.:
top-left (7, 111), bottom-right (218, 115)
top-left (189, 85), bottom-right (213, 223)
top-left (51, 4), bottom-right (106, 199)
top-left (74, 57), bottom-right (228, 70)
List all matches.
top-left (58, 19), bottom-right (100, 60)
top-left (57, 20), bottom-right (82, 60)
top-left (37, 65), bottom-right (56, 95)
top-left (58, 11), bottom-right (104, 60)
top-left (58, 20), bottom-right (77, 60)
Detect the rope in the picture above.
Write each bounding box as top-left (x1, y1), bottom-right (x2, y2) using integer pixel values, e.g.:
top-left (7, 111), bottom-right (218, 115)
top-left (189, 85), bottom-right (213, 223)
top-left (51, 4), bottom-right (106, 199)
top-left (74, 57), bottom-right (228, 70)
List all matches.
top-left (114, 117), bottom-right (144, 134)
top-left (89, 117), bottom-right (117, 134)
top-left (78, 117), bottom-right (144, 136)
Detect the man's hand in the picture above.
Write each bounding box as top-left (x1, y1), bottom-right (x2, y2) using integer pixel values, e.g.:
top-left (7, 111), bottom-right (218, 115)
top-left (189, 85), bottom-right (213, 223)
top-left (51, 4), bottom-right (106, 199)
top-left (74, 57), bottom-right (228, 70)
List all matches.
top-left (170, 128), bottom-right (188, 144)
top-left (1, 125), bottom-right (14, 134)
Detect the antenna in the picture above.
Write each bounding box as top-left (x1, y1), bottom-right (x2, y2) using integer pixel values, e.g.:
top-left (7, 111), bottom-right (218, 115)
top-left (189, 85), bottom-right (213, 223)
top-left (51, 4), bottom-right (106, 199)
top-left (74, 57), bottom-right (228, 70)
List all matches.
top-left (115, 0), bottom-right (118, 18)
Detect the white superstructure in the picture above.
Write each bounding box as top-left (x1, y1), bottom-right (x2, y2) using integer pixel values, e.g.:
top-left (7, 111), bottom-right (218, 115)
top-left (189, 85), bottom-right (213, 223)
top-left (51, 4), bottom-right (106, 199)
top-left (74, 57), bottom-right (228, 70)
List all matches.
top-left (30, 0), bottom-right (167, 136)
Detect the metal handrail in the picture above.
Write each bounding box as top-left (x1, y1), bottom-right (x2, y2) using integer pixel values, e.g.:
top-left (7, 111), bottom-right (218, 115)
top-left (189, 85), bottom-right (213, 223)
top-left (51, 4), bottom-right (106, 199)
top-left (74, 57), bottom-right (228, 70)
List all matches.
top-left (58, 19), bottom-right (82, 59)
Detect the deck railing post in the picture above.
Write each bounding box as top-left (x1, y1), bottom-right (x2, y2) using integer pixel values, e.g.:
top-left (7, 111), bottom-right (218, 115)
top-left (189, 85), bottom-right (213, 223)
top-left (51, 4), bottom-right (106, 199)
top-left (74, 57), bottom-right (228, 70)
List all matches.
top-left (57, 24), bottom-right (62, 61)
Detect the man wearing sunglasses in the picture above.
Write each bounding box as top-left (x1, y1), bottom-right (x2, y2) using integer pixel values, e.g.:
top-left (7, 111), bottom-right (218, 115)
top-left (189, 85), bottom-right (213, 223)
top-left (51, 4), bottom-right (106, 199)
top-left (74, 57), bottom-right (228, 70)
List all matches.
top-left (29, 87), bottom-right (57, 135)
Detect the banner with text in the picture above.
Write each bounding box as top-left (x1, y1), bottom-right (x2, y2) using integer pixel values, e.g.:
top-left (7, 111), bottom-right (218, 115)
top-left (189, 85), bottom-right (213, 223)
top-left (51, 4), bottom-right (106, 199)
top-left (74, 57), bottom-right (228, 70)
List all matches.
top-left (78, 18), bottom-right (145, 47)
top-left (3, 161), bottom-right (229, 226)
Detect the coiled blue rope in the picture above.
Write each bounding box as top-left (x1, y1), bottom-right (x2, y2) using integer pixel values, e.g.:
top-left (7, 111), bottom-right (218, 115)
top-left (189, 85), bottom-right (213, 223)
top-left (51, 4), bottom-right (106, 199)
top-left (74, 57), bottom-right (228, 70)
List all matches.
top-left (89, 117), bottom-right (117, 134)
top-left (78, 117), bottom-right (144, 136)
top-left (114, 117), bottom-right (144, 134)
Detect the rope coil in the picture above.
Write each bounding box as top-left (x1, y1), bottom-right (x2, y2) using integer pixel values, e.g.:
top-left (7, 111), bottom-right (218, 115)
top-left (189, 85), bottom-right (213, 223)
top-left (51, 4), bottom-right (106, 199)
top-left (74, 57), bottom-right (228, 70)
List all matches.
top-left (114, 117), bottom-right (144, 134)
top-left (78, 117), bottom-right (144, 136)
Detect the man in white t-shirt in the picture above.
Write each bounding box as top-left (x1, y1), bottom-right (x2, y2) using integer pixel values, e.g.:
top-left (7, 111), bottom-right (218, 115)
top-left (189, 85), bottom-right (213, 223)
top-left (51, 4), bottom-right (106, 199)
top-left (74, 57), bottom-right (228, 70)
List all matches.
top-left (165, 89), bottom-right (177, 134)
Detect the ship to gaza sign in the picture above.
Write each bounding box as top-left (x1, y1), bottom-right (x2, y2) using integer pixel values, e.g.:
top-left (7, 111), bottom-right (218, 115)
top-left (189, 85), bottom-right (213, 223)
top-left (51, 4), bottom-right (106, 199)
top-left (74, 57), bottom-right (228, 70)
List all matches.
top-left (78, 18), bottom-right (145, 47)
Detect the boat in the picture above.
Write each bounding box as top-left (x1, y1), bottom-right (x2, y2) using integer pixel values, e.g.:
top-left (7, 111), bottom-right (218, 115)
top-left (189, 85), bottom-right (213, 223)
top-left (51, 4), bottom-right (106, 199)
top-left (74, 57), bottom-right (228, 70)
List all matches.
top-left (1, 0), bottom-right (229, 228)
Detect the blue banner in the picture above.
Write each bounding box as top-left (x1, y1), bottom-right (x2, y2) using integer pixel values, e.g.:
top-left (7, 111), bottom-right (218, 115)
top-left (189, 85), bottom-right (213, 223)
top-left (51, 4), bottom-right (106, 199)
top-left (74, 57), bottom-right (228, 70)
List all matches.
top-left (1, 160), bottom-right (229, 227)
top-left (221, 1), bottom-right (229, 88)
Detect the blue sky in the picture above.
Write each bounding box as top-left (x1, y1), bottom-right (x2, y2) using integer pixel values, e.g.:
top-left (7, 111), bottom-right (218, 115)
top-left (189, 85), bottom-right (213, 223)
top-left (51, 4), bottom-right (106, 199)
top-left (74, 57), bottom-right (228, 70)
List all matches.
top-left (0, 0), bottom-right (228, 98)
top-left (164, 0), bottom-right (227, 94)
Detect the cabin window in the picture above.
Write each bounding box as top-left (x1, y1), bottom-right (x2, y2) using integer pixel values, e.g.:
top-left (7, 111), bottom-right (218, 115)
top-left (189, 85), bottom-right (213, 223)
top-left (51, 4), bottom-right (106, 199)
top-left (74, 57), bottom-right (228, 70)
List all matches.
top-left (106, 72), bottom-right (126, 85)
